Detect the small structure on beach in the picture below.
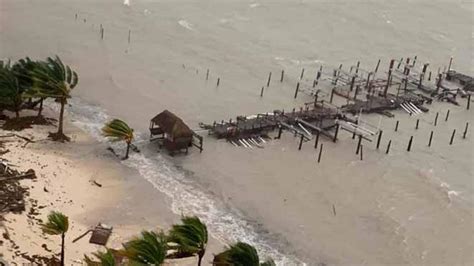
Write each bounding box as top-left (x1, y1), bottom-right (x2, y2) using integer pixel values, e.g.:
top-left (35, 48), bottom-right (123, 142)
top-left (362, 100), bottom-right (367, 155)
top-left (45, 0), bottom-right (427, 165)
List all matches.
top-left (149, 110), bottom-right (203, 154)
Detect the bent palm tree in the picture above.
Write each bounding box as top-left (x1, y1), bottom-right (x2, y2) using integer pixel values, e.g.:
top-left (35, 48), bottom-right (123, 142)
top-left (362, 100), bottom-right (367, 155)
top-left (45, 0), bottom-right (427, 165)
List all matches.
top-left (213, 242), bottom-right (274, 266)
top-left (12, 57), bottom-right (43, 117)
top-left (123, 230), bottom-right (167, 265)
top-left (28, 56), bottom-right (78, 141)
top-left (41, 211), bottom-right (69, 266)
top-left (0, 64), bottom-right (24, 118)
top-left (102, 119), bottom-right (134, 159)
top-left (84, 249), bottom-right (116, 266)
top-left (168, 216), bottom-right (208, 266)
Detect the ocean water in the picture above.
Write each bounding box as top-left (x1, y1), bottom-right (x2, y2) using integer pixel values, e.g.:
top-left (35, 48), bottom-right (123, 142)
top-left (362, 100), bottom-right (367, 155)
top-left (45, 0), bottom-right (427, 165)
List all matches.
top-left (1, 0), bottom-right (473, 265)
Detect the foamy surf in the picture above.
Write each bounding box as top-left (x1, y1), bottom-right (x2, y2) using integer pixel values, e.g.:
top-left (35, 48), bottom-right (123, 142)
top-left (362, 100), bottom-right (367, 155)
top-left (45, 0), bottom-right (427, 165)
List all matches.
top-left (178, 20), bottom-right (195, 31)
top-left (58, 97), bottom-right (305, 266)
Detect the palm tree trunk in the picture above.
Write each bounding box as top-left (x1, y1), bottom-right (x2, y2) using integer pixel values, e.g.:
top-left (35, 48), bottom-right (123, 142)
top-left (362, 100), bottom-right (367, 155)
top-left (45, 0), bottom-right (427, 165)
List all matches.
top-left (125, 141), bottom-right (131, 159)
top-left (57, 98), bottom-right (65, 135)
top-left (37, 98), bottom-right (43, 117)
top-left (60, 232), bottom-right (65, 266)
top-left (198, 254), bottom-right (203, 266)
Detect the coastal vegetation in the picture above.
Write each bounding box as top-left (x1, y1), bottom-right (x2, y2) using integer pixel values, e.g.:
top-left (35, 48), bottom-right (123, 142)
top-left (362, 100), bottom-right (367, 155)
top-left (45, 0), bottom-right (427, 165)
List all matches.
top-left (101, 119), bottom-right (135, 159)
top-left (40, 211), bottom-right (69, 266)
top-left (0, 56), bottom-right (78, 141)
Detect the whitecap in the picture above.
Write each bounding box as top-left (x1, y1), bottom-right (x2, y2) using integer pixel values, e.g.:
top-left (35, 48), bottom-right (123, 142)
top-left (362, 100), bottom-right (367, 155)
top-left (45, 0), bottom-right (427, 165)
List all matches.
top-left (123, 0), bottom-right (130, 6)
top-left (178, 20), bottom-right (194, 31)
top-left (250, 3), bottom-right (260, 8)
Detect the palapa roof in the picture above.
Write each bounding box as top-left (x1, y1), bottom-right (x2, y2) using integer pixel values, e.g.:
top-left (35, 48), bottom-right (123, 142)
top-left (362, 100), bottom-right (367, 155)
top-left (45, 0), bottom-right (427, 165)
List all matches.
top-left (151, 110), bottom-right (193, 138)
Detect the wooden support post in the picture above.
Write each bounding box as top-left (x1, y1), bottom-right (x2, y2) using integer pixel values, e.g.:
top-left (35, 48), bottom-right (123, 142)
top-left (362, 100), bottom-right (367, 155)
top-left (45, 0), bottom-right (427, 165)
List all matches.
top-left (313, 80), bottom-right (317, 88)
top-left (333, 124), bottom-right (339, 143)
top-left (332, 69), bottom-right (337, 84)
top-left (395, 120), bottom-right (399, 132)
top-left (356, 135), bottom-right (362, 154)
top-left (260, 87), bottom-right (264, 97)
top-left (386, 140), bottom-right (392, 154)
top-left (365, 72), bottom-right (372, 89)
top-left (294, 82), bottom-right (300, 99)
top-left (416, 119), bottom-right (419, 130)
top-left (314, 131), bottom-right (320, 148)
top-left (206, 69), bottom-right (209, 80)
top-left (384, 59), bottom-right (395, 97)
top-left (128, 29), bottom-right (131, 44)
top-left (463, 122), bottom-right (469, 139)
top-left (397, 58), bottom-right (403, 69)
top-left (375, 59), bottom-right (381, 73)
top-left (445, 109), bottom-right (450, 122)
top-left (332, 204), bottom-right (336, 216)
top-left (428, 71), bottom-right (432, 81)
top-left (412, 55), bottom-right (417, 67)
top-left (280, 70), bottom-right (284, 82)
top-left (436, 73), bottom-right (442, 93)
top-left (449, 129), bottom-right (456, 145)
top-left (352, 120), bottom-right (358, 139)
top-left (434, 112), bottom-right (439, 126)
top-left (267, 72), bottom-right (272, 87)
top-left (316, 67), bottom-right (322, 80)
top-left (448, 57), bottom-right (453, 72)
top-left (354, 85), bottom-right (360, 100)
top-left (350, 76), bottom-right (356, 91)
top-left (376, 130), bottom-right (383, 149)
top-left (300, 68), bottom-right (305, 80)
top-left (101, 27), bottom-right (104, 39)
top-left (407, 136), bottom-right (413, 152)
top-left (217, 78), bottom-right (220, 87)
top-left (428, 130), bottom-right (433, 147)
top-left (355, 61), bottom-right (360, 74)
top-left (317, 143), bottom-right (323, 163)
top-left (298, 134), bottom-right (304, 150)
top-left (330, 88), bottom-right (334, 103)
top-left (277, 126), bottom-right (283, 139)
top-left (467, 94), bottom-right (471, 110)
top-left (360, 145), bottom-right (363, 160)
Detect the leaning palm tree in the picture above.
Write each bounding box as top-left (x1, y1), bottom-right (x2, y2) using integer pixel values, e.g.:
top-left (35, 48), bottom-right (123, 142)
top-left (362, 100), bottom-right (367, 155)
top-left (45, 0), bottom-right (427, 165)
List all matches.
top-left (28, 56), bottom-right (78, 141)
top-left (12, 57), bottom-right (44, 117)
top-left (41, 211), bottom-right (69, 266)
top-left (168, 216), bottom-right (208, 266)
top-left (0, 63), bottom-right (24, 118)
top-left (123, 230), bottom-right (167, 265)
top-left (102, 119), bottom-right (134, 159)
top-left (84, 249), bottom-right (116, 266)
top-left (213, 242), bottom-right (274, 266)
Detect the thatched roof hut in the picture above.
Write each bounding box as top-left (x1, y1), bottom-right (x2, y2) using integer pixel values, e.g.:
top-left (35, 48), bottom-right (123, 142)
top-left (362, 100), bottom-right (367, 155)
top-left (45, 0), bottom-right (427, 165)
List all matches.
top-left (150, 110), bottom-right (193, 139)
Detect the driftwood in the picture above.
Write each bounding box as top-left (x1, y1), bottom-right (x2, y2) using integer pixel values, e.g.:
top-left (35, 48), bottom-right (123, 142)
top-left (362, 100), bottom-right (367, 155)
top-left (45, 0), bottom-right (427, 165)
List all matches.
top-left (0, 170), bottom-right (36, 182)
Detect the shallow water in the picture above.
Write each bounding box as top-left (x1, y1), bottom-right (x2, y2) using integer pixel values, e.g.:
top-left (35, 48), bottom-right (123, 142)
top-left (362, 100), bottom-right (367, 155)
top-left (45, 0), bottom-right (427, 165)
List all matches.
top-left (1, 0), bottom-right (473, 265)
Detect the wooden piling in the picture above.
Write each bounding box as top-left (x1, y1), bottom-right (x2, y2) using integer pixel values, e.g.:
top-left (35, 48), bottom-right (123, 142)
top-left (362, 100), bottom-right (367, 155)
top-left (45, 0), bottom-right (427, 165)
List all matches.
top-left (330, 88), bottom-right (335, 103)
top-left (395, 120), bottom-right (399, 132)
top-left (298, 134), bottom-right (304, 150)
top-left (416, 119), bottom-right (419, 130)
top-left (428, 71), bottom-right (432, 81)
top-left (360, 145), bottom-right (363, 160)
top-left (318, 143), bottom-right (323, 163)
top-left (332, 204), bottom-right (336, 216)
top-left (294, 82), bottom-right (300, 99)
top-left (386, 140), bottom-right (392, 154)
top-left (313, 80), bottom-right (317, 88)
top-left (300, 68), bottom-right (305, 80)
top-left (356, 135), bottom-right (362, 154)
top-left (277, 126), bottom-right (283, 139)
top-left (428, 130), bottom-right (433, 147)
top-left (376, 130), bottom-right (383, 149)
top-left (354, 85), bottom-right (360, 100)
top-left (314, 131), bottom-right (320, 149)
top-left (448, 57), bottom-right (453, 72)
top-left (445, 110), bottom-right (450, 122)
top-left (463, 122), bottom-right (469, 139)
top-left (260, 87), bottom-right (264, 97)
top-left (280, 70), bottom-right (284, 82)
top-left (355, 61), bottom-right (360, 74)
top-left (333, 124), bottom-right (339, 143)
top-left (467, 94), bottom-right (471, 110)
top-left (128, 29), bottom-right (131, 44)
top-left (407, 136), bottom-right (413, 151)
top-left (206, 69), bottom-right (209, 80)
top-left (217, 78), bottom-right (220, 87)
top-left (449, 129), bottom-right (456, 145)
top-left (434, 112), bottom-right (439, 126)
top-left (267, 72), bottom-right (272, 87)
top-left (349, 76), bottom-right (356, 91)
top-left (375, 59), bottom-right (381, 73)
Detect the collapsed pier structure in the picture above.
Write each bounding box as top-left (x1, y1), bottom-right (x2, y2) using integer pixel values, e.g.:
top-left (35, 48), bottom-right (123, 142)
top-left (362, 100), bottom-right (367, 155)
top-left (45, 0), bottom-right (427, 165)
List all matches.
top-left (201, 56), bottom-right (473, 150)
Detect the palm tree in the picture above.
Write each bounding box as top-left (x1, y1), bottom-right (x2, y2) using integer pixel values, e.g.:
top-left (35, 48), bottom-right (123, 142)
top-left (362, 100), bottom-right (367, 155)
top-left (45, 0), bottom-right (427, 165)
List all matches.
top-left (84, 249), bottom-right (116, 266)
top-left (213, 242), bottom-right (274, 266)
top-left (123, 230), bottom-right (167, 265)
top-left (102, 119), bottom-right (134, 159)
top-left (0, 61), bottom-right (24, 118)
top-left (41, 211), bottom-right (69, 266)
top-left (12, 57), bottom-right (43, 117)
top-left (28, 56), bottom-right (78, 141)
top-left (168, 216), bottom-right (208, 266)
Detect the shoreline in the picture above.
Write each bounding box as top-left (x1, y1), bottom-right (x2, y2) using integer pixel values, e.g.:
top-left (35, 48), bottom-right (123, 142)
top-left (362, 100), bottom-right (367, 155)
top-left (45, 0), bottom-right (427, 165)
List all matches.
top-left (0, 108), bottom-right (222, 264)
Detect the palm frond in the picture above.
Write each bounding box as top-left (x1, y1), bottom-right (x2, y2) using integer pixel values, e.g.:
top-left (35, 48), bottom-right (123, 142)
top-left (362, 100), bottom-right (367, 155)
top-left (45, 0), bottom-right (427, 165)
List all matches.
top-left (123, 230), bottom-right (167, 265)
top-left (213, 242), bottom-right (260, 266)
top-left (102, 119), bottom-right (134, 143)
top-left (84, 249), bottom-right (116, 266)
top-left (168, 216), bottom-right (208, 257)
top-left (41, 211), bottom-right (69, 235)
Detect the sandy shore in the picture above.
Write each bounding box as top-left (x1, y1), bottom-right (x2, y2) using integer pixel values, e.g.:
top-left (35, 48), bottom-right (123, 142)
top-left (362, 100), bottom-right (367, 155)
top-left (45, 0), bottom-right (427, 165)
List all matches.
top-left (0, 109), bottom-right (221, 265)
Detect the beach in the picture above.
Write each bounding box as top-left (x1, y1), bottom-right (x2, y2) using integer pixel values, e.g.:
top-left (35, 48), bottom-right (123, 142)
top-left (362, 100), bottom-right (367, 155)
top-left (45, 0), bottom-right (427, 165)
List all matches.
top-left (1, 0), bottom-right (473, 265)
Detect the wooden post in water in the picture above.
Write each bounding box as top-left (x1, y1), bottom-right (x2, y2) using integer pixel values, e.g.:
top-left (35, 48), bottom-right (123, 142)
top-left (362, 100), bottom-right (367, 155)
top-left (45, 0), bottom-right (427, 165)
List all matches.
top-left (395, 120), bottom-right (399, 132)
top-left (330, 88), bottom-right (335, 103)
top-left (352, 120), bottom-right (358, 139)
top-left (360, 145), bottom-right (363, 160)
top-left (300, 68), bottom-right (305, 80)
top-left (260, 87), bottom-right (264, 97)
top-left (374, 59), bottom-right (381, 73)
top-left (356, 135), bottom-right (362, 154)
top-left (376, 130), bottom-right (383, 149)
top-left (436, 73), bottom-right (442, 93)
top-left (206, 69), bottom-right (209, 80)
top-left (354, 85), bottom-right (360, 100)
top-left (445, 109), bottom-right (450, 122)
top-left (313, 80), bottom-right (317, 88)
top-left (449, 129), bottom-right (456, 145)
top-left (350, 76), bottom-right (356, 91)
top-left (355, 61), bottom-right (360, 74)
top-left (280, 70), bottom-right (284, 82)
top-left (428, 130), bottom-right (433, 147)
top-left (294, 82), bottom-right (300, 99)
top-left (317, 66), bottom-right (322, 81)
top-left (267, 72), bottom-right (272, 87)
top-left (333, 124), bottom-right (339, 142)
top-left (318, 143), bottom-right (323, 163)
top-left (277, 126), bottom-right (283, 139)
top-left (217, 78), bottom-right (220, 87)
top-left (416, 119), bottom-right (419, 130)
top-left (407, 136), bottom-right (413, 152)
top-left (412, 55), bottom-right (417, 67)
top-left (463, 122), bottom-right (469, 139)
top-left (298, 134), bottom-right (304, 150)
top-left (467, 94), bottom-right (471, 110)
top-left (428, 71), bottom-right (432, 81)
top-left (448, 57), bottom-right (453, 72)
top-left (397, 58), bottom-right (403, 69)
top-left (314, 131), bottom-right (320, 149)
top-left (128, 29), bottom-right (131, 44)
top-left (384, 59), bottom-right (395, 97)
top-left (434, 112), bottom-right (439, 126)
top-left (386, 140), bottom-right (392, 154)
